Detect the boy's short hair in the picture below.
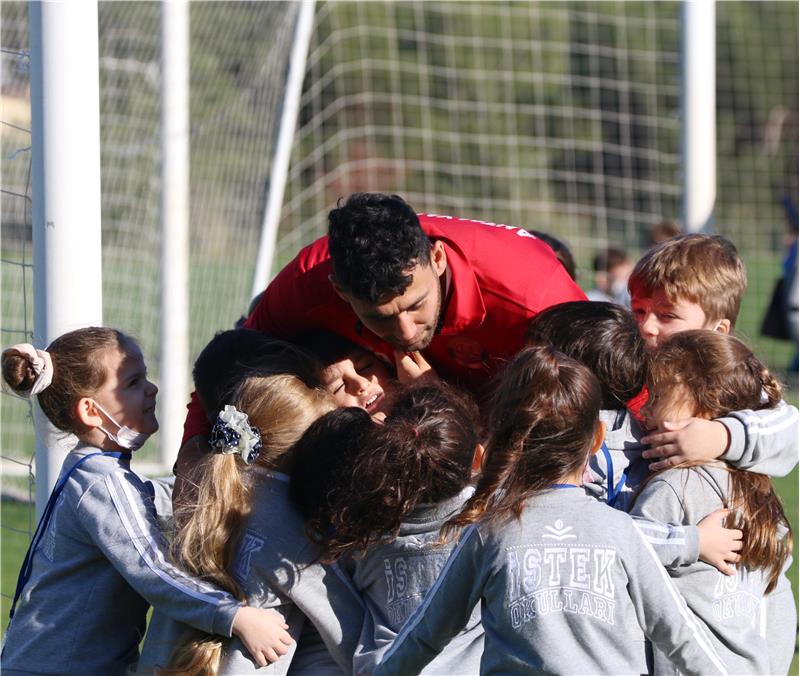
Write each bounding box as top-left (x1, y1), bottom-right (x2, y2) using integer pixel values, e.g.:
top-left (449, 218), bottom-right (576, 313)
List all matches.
top-left (628, 234), bottom-right (746, 326)
top-left (525, 301), bottom-right (646, 409)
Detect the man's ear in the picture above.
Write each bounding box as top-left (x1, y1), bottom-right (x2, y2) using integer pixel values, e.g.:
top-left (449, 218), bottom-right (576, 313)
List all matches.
top-left (472, 443), bottom-right (486, 472)
top-left (430, 240), bottom-right (447, 277)
top-left (75, 397), bottom-right (103, 430)
top-left (714, 318), bottom-right (731, 335)
top-left (590, 421), bottom-right (606, 455)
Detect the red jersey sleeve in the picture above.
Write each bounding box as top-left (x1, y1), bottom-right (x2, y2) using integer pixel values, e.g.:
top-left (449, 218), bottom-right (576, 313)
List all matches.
top-left (182, 238), bottom-right (335, 444)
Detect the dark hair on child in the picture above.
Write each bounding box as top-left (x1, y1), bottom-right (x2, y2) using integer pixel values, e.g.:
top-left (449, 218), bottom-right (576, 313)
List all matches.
top-left (642, 330), bottom-right (790, 592)
top-left (2, 327), bottom-right (129, 436)
top-left (525, 301), bottom-right (646, 409)
top-left (527, 230), bottom-right (576, 281)
top-left (328, 192), bottom-right (432, 303)
top-left (192, 328), bottom-right (322, 421)
top-left (292, 329), bottom-right (374, 369)
top-left (289, 406), bottom-right (375, 537)
top-left (447, 344), bottom-right (602, 534)
top-left (290, 382), bottom-right (480, 562)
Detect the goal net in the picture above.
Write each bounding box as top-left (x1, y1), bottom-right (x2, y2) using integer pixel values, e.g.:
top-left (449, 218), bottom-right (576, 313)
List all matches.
top-left (1, 0), bottom-right (797, 622)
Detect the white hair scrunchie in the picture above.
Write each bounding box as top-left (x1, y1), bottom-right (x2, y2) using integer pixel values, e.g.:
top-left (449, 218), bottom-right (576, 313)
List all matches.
top-left (2, 343), bottom-right (54, 396)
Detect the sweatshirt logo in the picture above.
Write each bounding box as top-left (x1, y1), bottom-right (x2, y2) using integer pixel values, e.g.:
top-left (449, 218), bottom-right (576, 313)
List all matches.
top-left (506, 544), bottom-right (618, 629)
top-left (233, 532), bottom-right (264, 586)
top-left (542, 519), bottom-right (576, 541)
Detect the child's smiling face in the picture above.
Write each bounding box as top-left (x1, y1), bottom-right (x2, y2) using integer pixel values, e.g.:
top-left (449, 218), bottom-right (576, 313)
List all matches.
top-left (320, 347), bottom-right (396, 416)
top-left (92, 340), bottom-right (159, 437)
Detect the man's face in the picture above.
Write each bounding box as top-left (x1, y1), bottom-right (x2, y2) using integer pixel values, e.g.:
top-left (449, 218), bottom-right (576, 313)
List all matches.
top-left (630, 289), bottom-right (727, 350)
top-left (336, 241), bottom-right (447, 352)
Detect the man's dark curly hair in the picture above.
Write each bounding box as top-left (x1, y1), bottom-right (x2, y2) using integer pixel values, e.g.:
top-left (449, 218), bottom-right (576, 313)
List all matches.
top-left (328, 193), bottom-right (432, 303)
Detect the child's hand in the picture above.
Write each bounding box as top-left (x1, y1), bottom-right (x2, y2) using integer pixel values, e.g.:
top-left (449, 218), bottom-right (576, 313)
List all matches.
top-left (232, 606), bottom-right (293, 667)
top-left (641, 418), bottom-right (730, 471)
top-left (697, 508), bottom-right (743, 576)
top-left (393, 350), bottom-right (438, 384)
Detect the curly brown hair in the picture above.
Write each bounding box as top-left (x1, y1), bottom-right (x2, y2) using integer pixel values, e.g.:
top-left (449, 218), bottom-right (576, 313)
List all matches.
top-left (290, 381), bottom-right (480, 562)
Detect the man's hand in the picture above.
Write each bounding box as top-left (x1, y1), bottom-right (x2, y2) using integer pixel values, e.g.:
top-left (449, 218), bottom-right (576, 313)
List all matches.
top-left (393, 349), bottom-right (439, 385)
top-left (641, 418), bottom-right (730, 471)
top-left (232, 606), bottom-right (293, 666)
top-left (697, 508), bottom-right (743, 576)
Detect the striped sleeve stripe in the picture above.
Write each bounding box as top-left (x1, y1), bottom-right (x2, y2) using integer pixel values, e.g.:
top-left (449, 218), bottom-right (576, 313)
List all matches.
top-left (632, 520), bottom-right (685, 545)
top-left (382, 524), bottom-right (479, 664)
top-left (632, 525), bottom-right (728, 675)
top-left (744, 414), bottom-right (797, 436)
top-left (106, 472), bottom-right (230, 605)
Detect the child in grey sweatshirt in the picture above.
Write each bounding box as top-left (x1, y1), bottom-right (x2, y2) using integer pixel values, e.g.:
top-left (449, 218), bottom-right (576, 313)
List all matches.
top-left (376, 346), bottom-right (728, 675)
top-left (290, 384), bottom-right (485, 675)
top-left (630, 331), bottom-right (795, 675)
top-left (139, 372), bottom-right (364, 675)
top-left (1, 331), bottom-right (290, 675)
top-left (525, 301), bottom-right (793, 572)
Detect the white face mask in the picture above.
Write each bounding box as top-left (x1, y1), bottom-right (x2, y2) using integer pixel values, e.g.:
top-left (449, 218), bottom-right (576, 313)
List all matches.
top-left (92, 401), bottom-right (151, 451)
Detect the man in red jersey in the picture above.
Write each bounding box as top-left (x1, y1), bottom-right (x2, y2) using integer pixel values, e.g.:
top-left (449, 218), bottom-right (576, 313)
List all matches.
top-left (178, 193), bottom-right (586, 478)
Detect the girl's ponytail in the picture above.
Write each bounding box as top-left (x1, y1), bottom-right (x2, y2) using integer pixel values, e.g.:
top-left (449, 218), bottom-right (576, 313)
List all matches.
top-left (3, 328), bottom-right (127, 435)
top-left (168, 374), bottom-right (334, 673)
top-left (448, 345), bottom-right (602, 533)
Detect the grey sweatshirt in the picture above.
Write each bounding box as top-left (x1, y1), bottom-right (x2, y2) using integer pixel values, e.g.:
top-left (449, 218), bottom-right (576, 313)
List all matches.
top-left (1, 446), bottom-right (240, 676)
top-left (718, 399), bottom-right (799, 476)
top-left (629, 463), bottom-right (796, 675)
top-left (139, 468), bottom-right (364, 675)
top-left (376, 486), bottom-right (728, 676)
top-left (345, 487), bottom-right (483, 675)
top-left (586, 409), bottom-right (700, 568)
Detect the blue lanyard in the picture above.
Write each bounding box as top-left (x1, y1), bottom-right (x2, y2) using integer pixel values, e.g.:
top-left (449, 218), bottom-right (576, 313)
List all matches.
top-left (9, 451), bottom-right (129, 620)
top-left (550, 483), bottom-right (578, 489)
top-left (599, 442), bottom-right (629, 507)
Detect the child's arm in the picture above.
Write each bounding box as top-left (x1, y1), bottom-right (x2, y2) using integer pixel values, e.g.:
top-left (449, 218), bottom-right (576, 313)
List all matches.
top-left (375, 525), bottom-right (488, 676)
top-left (630, 489), bottom-right (742, 575)
top-left (623, 519), bottom-right (728, 676)
top-left (78, 468), bottom-right (292, 661)
top-left (641, 399), bottom-right (798, 476)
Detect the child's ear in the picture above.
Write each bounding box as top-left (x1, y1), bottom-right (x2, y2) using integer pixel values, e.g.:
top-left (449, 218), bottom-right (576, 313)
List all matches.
top-left (75, 397), bottom-right (103, 430)
top-left (472, 443), bottom-right (486, 472)
top-left (713, 318), bottom-right (731, 335)
top-left (590, 421), bottom-right (606, 455)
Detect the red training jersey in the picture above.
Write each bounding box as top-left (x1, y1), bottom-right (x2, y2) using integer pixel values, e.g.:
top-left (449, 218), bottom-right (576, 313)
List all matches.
top-left (183, 214), bottom-right (586, 441)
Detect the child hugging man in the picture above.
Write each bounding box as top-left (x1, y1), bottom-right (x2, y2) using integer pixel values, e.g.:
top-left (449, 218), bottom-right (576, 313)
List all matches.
top-left (628, 233), bottom-right (798, 476)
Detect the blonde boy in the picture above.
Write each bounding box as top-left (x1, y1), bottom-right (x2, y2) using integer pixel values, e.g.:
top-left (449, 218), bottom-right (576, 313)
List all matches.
top-left (628, 233), bottom-right (797, 476)
top-left (629, 234), bottom-right (746, 349)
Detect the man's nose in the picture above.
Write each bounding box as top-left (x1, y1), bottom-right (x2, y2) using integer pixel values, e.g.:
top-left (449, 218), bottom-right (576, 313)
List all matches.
top-left (394, 313), bottom-right (417, 343)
